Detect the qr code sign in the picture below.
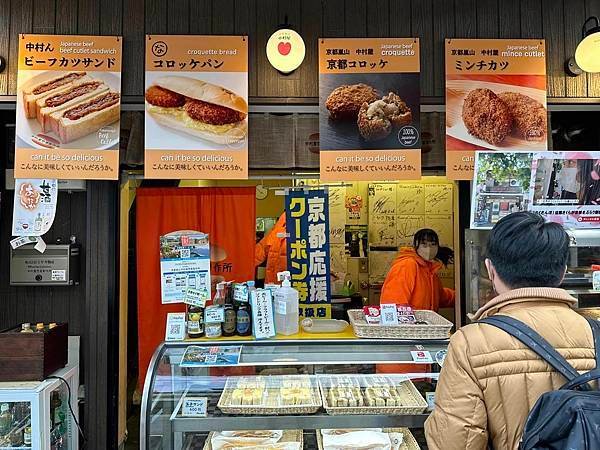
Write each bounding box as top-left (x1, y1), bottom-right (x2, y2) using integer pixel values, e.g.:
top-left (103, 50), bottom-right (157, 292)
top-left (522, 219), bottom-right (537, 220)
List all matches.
top-left (384, 311), bottom-right (395, 322)
top-left (170, 324), bottom-right (182, 335)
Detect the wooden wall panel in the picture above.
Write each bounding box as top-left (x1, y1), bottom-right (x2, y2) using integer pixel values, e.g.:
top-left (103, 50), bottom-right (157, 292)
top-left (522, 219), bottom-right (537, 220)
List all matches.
top-left (8, 0), bottom-right (32, 94)
top-left (77, 0), bottom-right (100, 34)
top-left (122, 0), bottom-right (145, 96)
top-left (168, 0), bottom-right (190, 34)
top-left (389, 0), bottom-right (411, 37)
top-left (433, 0), bottom-right (454, 97)
top-left (499, 0), bottom-right (521, 38)
top-left (55, 0), bottom-right (78, 35)
top-left (190, 0), bottom-right (213, 34)
top-left (345, 0), bottom-right (367, 37)
top-left (367, 0), bottom-right (390, 37)
top-left (564, 0), bottom-right (588, 98)
top-left (543, 0), bottom-right (566, 97)
top-left (586, 0), bottom-right (600, 96)
top-left (455, 0), bottom-right (477, 38)
top-left (212, 0), bottom-right (235, 34)
top-left (322, 0), bottom-right (345, 38)
top-left (32, 0), bottom-right (56, 34)
top-left (234, 0), bottom-right (256, 95)
top-left (0, 1), bottom-right (9, 95)
top-left (146, 0), bottom-right (167, 34)
top-left (256, 0), bottom-right (279, 97)
top-left (297, 0), bottom-right (321, 98)
top-left (411, 0), bottom-right (434, 97)
top-left (477, 0), bottom-right (499, 38)
top-left (520, 0), bottom-right (543, 38)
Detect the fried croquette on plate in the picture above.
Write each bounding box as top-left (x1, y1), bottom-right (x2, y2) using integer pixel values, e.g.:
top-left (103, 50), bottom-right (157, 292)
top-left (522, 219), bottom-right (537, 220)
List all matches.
top-left (326, 83), bottom-right (378, 120)
top-left (462, 88), bottom-right (513, 145)
top-left (498, 92), bottom-right (547, 141)
top-left (145, 85), bottom-right (186, 108)
top-left (184, 99), bottom-right (247, 126)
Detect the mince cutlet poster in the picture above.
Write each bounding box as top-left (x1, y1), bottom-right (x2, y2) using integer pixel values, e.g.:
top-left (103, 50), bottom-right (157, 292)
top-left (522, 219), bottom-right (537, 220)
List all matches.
top-left (319, 38), bottom-right (421, 181)
top-left (145, 35), bottom-right (248, 179)
top-left (445, 39), bottom-right (547, 180)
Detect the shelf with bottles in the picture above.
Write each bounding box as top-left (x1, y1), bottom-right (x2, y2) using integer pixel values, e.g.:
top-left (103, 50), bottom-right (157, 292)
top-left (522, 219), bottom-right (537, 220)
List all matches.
top-left (0, 402), bottom-right (32, 450)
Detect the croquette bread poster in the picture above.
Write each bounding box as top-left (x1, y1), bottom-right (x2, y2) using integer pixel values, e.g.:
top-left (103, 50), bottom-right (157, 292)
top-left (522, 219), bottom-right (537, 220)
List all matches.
top-left (15, 34), bottom-right (122, 180)
top-left (319, 38), bottom-right (421, 181)
top-left (445, 39), bottom-right (547, 180)
top-left (145, 35), bottom-right (248, 179)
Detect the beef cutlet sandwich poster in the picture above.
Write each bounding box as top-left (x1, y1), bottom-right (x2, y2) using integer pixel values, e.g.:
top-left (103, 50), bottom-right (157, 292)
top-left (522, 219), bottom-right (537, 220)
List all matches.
top-left (319, 38), bottom-right (421, 181)
top-left (15, 35), bottom-right (122, 180)
top-left (445, 39), bottom-right (547, 180)
top-left (145, 35), bottom-right (248, 179)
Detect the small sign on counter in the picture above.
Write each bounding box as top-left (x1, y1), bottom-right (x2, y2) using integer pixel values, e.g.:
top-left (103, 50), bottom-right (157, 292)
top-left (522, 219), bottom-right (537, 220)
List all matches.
top-left (165, 313), bottom-right (186, 341)
top-left (250, 289), bottom-right (276, 339)
top-left (181, 397), bottom-right (208, 417)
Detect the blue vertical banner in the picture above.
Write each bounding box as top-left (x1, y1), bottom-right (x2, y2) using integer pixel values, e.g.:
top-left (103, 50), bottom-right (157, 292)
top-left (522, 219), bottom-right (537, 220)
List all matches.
top-left (285, 189), bottom-right (332, 318)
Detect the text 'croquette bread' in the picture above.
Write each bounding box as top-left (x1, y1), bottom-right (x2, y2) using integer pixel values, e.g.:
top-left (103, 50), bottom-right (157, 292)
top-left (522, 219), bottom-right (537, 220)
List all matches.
top-left (498, 92), bottom-right (547, 141)
top-left (326, 83), bottom-right (378, 120)
top-left (462, 88), bottom-right (513, 145)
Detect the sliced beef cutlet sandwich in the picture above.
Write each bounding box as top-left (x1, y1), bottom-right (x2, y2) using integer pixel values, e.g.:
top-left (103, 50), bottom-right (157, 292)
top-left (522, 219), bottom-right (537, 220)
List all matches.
top-left (498, 92), bottom-right (547, 142)
top-left (462, 88), bottom-right (513, 146)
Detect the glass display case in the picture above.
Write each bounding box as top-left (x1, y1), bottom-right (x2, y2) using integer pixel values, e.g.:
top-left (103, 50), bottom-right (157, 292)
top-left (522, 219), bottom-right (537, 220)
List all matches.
top-left (141, 338), bottom-right (449, 450)
top-left (465, 228), bottom-right (600, 319)
top-left (0, 338), bottom-right (79, 450)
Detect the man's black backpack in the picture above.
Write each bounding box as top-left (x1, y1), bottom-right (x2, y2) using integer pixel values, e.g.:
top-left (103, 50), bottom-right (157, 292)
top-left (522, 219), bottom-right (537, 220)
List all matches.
top-left (480, 315), bottom-right (600, 450)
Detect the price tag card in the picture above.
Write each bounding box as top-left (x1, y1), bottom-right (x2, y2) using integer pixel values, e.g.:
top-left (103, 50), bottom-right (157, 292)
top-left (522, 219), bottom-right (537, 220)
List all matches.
top-left (410, 350), bottom-right (434, 363)
top-left (181, 397), bottom-right (208, 417)
top-left (184, 288), bottom-right (207, 308)
top-left (381, 303), bottom-right (399, 326)
top-left (233, 283), bottom-right (249, 303)
top-left (205, 307), bottom-right (225, 323)
top-left (165, 313), bottom-right (186, 341)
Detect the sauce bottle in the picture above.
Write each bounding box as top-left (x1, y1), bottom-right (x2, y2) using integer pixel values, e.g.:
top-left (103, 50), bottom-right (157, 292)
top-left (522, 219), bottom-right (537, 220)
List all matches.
top-left (187, 305), bottom-right (205, 339)
top-left (222, 284), bottom-right (237, 336)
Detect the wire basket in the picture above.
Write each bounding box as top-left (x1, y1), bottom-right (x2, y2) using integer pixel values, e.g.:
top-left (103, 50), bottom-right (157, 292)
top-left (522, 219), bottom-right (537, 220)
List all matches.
top-left (316, 428), bottom-right (420, 450)
top-left (348, 309), bottom-right (452, 340)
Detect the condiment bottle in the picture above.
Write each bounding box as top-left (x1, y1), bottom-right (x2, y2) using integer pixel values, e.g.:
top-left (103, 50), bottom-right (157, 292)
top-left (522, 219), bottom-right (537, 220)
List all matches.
top-left (23, 426), bottom-right (31, 445)
top-left (187, 305), bottom-right (204, 339)
top-left (222, 284), bottom-right (237, 337)
top-left (35, 323), bottom-right (44, 333)
top-left (204, 305), bottom-right (223, 339)
top-left (236, 301), bottom-right (252, 336)
top-left (20, 323), bottom-right (33, 333)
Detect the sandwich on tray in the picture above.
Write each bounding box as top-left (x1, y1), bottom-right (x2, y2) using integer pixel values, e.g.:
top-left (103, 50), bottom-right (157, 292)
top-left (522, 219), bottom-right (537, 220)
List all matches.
top-left (145, 75), bottom-right (248, 145)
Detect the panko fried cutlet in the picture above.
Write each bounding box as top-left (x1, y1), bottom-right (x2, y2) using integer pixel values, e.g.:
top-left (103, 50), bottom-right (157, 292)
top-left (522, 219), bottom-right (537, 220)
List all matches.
top-left (326, 83), bottom-right (378, 120)
top-left (357, 92), bottom-right (413, 141)
top-left (462, 88), bottom-right (513, 145)
top-left (498, 92), bottom-right (547, 141)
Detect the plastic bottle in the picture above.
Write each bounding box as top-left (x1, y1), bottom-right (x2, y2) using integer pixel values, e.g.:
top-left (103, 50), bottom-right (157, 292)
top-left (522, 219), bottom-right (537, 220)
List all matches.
top-left (274, 271), bottom-right (299, 336)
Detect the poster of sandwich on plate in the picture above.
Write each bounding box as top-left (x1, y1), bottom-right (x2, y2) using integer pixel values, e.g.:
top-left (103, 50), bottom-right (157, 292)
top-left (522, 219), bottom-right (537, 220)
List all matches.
top-left (15, 34), bottom-right (122, 180)
top-left (144, 35), bottom-right (248, 179)
top-left (445, 39), bottom-right (547, 180)
top-left (319, 38), bottom-right (421, 181)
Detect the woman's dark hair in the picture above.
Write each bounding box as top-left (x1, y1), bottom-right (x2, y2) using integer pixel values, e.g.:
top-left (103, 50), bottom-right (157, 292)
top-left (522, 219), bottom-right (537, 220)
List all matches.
top-left (413, 228), bottom-right (454, 267)
top-left (486, 212), bottom-right (569, 288)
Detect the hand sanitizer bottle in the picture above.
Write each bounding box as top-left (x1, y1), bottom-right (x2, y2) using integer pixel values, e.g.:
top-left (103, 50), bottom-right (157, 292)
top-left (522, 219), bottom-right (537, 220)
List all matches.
top-left (274, 271), bottom-right (299, 336)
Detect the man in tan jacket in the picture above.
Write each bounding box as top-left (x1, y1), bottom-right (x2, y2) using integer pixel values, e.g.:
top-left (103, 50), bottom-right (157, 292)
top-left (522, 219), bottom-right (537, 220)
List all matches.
top-left (425, 212), bottom-right (597, 450)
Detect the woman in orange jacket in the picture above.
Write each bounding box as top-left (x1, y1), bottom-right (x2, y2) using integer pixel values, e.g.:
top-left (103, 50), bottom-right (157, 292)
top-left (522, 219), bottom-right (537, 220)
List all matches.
top-left (254, 212), bottom-right (288, 284)
top-left (380, 228), bottom-right (454, 310)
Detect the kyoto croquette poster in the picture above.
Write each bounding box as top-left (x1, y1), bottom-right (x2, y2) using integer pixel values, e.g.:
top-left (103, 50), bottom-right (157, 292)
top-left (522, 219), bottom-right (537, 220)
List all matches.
top-left (319, 38), bottom-right (421, 181)
top-left (15, 34), bottom-right (122, 180)
top-left (445, 39), bottom-right (547, 180)
top-left (145, 35), bottom-right (248, 179)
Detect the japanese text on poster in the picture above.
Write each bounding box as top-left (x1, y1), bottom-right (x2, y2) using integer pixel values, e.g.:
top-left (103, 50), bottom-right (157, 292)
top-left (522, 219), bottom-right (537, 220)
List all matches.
top-left (145, 35), bottom-right (248, 179)
top-left (15, 34), bottom-right (122, 180)
top-left (159, 231), bottom-right (211, 304)
top-left (286, 189), bottom-right (331, 319)
top-left (12, 179), bottom-right (58, 237)
top-left (319, 38), bottom-right (421, 181)
top-left (445, 39), bottom-right (547, 180)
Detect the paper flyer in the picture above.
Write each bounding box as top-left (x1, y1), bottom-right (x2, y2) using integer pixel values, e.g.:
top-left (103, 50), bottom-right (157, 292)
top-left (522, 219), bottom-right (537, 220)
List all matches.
top-left (15, 34), bottom-right (122, 179)
top-left (470, 152), bottom-right (534, 229)
top-left (529, 152), bottom-right (600, 228)
top-left (445, 39), bottom-right (547, 180)
top-left (145, 35), bottom-right (248, 179)
top-left (12, 179), bottom-right (58, 236)
top-left (159, 231), bottom-right (211, 304)
top-left (180, 345), bottom-right (242, 367)
top-left (319, 38), bottom-right (421, 180)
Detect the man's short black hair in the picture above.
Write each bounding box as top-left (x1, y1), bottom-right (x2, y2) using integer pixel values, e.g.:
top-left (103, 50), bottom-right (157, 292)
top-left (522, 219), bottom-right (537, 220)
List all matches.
top-left (486, 212), bottom-right (570, 288)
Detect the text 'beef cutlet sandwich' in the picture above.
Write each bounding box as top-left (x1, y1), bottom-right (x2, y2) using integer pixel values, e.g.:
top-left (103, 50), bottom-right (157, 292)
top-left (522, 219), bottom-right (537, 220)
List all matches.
top-left (145, 76), bottom-right (248, 145)
top-left (21, 71), bottom-right (120, 144)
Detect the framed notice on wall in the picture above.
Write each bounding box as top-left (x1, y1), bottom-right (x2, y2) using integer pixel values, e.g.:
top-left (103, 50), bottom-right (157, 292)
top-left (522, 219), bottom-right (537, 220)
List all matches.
top-left (14, 34), bottom-right (122, 180)
top-left (445, 39), bottom-right (547, 180)
top-left (144, 35), bottom-right (248, 179)
top-left (319, 38), bottom-right (421, 181)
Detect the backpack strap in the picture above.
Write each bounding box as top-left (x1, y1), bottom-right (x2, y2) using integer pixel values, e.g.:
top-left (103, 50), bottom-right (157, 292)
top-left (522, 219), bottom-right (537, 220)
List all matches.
top-left (479, 315), bottom-right (580, 383)
top-left (560, 318), bottom-right (600, 391)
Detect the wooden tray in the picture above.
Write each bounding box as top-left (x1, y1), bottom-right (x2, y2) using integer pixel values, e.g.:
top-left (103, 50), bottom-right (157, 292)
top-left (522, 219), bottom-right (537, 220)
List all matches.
top-left (202, 429), bottom-right (303, 450)
top-left (316, 428), bottom-right (420, 450)
top-left (218, 376), bottom-right (321, 415)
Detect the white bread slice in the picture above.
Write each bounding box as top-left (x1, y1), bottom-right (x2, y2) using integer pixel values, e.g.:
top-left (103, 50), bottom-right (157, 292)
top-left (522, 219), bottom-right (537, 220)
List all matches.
top-left (21, 72), bottom-right (88, 119)
top-left (51, 91), bottom-right (120, 144)
top-left (37, 81), bottom-right (107, 132)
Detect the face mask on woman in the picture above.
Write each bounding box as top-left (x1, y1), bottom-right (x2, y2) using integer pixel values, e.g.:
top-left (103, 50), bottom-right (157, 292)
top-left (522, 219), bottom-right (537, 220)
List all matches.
top-left (417, 244), bottom-right (438, 261)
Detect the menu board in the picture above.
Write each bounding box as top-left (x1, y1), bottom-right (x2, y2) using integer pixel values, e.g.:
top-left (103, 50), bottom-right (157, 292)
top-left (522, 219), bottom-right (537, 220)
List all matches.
top-left (445, 39), bottom-right (547, 180)
top-left (145, 35), bottom-right (248, 179)
top-left (15, 34), bottom-right (122, 179)
top-left (286, 189), bottom-right (332, 319)
top-left (319, 38), bottom-right (421, 181)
